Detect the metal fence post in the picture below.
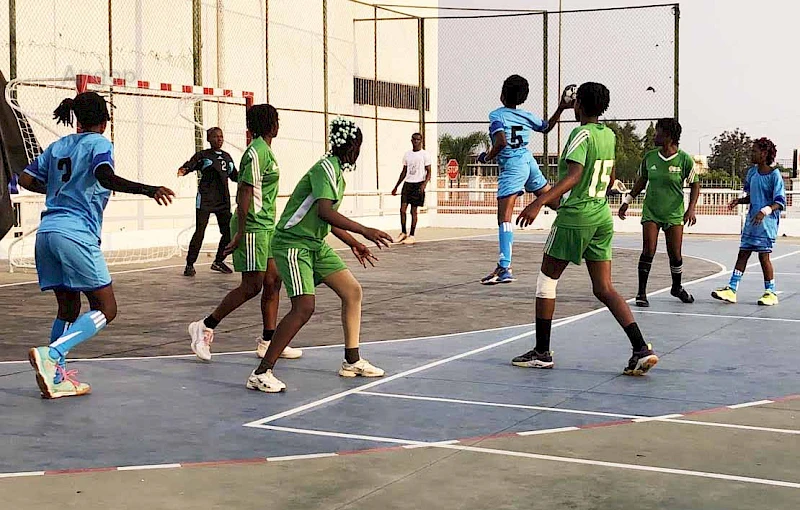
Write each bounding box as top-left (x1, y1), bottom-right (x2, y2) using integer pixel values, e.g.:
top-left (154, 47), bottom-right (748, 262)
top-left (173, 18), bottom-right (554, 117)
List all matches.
top-left (418, 17), bottom-right (425, 148)
top-left (192, 0), bottom-right (203, 153)
top-left (542, 11), bottom-right (549, 176)
top-left (323, 0), bottom-right (329, 152)
top-left (8, 0), bottom-right (16, 80)
top-left (108, 0), bottom-right (115, 144)
top-left (673, 4), bottom-right (680, 121)
top-left (265, 0), bottom-right (269, 103)
top-left (374, 5), bottom-right (379, 189)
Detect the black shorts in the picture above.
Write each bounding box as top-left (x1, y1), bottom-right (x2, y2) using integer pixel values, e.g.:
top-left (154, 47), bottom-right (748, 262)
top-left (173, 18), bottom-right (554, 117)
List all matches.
top-left (401, 182), bottom-right (426, 207)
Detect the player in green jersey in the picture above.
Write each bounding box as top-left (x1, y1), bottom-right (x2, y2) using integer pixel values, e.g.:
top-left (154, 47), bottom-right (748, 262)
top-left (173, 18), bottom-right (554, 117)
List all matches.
top-left (246, 118), bottom-right (394, 393)
top-left (187, 105), bottom-right (301, 362)
top-left (618, 118), bottom-right (700, 307)
top-left (511, 82), bottom-right (658, 376)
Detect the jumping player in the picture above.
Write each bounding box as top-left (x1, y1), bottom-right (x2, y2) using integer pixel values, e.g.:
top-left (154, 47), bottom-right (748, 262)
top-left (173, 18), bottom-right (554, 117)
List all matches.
top-left (179, 126), bottom-right (238, 276)
top-left (712, 137), bottom-right (785, 306)
top-left (618, 118), bottom-right (700, 306)
top-left (246, 118), bottom-right (393, 393)
top-left (478, 75), bottom-right (572, 284)
top-left (511, 82), bottom-right (658, 376)
top-left (20, 92), bottom-right (174, 398)
top-left (188, 105), bottom-right (301, 362)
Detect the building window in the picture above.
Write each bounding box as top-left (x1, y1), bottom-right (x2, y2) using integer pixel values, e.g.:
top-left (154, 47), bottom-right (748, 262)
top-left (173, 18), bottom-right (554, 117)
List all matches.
top-left (354, 77), bottom-right (430, 111)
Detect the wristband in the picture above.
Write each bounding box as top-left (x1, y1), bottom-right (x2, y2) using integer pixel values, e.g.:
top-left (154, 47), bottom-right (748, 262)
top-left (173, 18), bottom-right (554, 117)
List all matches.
top-left (622, 194), bottom-right (633, 205)
top-left (760, 206), bottom-right (773, 216)
top-left (739, 192), bottom-right (748, 199)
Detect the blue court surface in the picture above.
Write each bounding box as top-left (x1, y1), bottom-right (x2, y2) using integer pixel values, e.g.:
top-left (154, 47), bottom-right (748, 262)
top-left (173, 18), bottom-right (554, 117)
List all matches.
top-left (0, 236), bottom-right (798, 479)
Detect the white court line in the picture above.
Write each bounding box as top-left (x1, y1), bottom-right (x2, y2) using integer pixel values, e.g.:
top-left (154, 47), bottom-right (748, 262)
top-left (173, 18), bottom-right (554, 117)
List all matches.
top-left (116, 463), bottom-right (182, 471)
top-left (403, 440), bottom-right (460, 449)
top-left (0, 471), bottom-right (46, 479)
top-left (252, 424), bottom-right (800, 489)
top-left (658, 419), bottom-right (800, 435)
top-left (0, 233), bottom-right (492, 289)
top-left (242, 260), bottom-right (733, 428)
top-left (632, 414), bottom-right (685, 423)
top-left (517, 427), bottom-right (580, 436)
top-left (358, 391), bottom-right (645, 420)
top-left (267, 453), bottom-right (338, 462)
top-left (634, 310), bottom-right (800, 324)
top-left (728, 400), bottom-right (774, 409)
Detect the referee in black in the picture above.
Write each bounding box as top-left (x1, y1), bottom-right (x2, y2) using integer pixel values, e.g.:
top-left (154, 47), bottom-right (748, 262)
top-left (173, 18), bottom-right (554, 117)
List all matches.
top-left (179, 127), bottom-right (238, 276)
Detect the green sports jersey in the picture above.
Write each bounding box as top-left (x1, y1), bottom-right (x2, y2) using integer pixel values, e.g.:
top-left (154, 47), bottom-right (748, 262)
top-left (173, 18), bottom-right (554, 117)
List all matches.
top-left (640, 149), bottom-right (696, 225)
top-left (235, 137), bottom-right (279, 232)
top-left (273, 156), bottom-right (346, 250)
top-left (554, 123), bottom-right (616, 228)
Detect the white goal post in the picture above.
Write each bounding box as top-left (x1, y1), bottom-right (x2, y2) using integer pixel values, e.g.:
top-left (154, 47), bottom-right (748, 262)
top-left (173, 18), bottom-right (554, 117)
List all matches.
top-left (5, 74), bottom-right (254, 273)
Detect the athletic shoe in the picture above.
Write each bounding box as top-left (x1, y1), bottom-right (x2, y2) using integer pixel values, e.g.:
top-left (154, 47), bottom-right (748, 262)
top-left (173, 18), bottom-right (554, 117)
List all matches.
top-left (339, 358), bottom-right (385, 377)
top-left (255, 337), bottom-right (303, 359)
top-left (711, 286), bottom-right (737, 304)
top-left (400, 235), bottom-right (416, 245)
top-left (511, 349), bottom-right (554, 369)
top-left (623, 344), bottom-right (659, 376)
top-left (671, 286), bottom-right (695, 303)
top-left (395, 233), bottom-right (408, 244)
top-left (246, 369), bottom-right (286, 393)
top-left (188, 320), bottom-right (214, 361)
top-left (480, 265), bottom-right (502, 285)
top-left (757, 290), bottom-right (779, 306)
top-left (210, 261), bottom-right (233, 274)
top-left (635, 294), bottom-right (650, 307)
top-left (28, 346), bottom-right (57, 398)
top-left (496, 266), bottom-right (516, 284)
top-left (183, 264), bottom-right (196, 277)
top-left (48, 366), bottom-right (91, 399)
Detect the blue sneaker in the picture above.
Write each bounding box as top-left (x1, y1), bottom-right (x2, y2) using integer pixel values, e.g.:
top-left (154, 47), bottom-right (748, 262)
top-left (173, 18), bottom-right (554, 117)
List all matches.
top-left (497, 266), bottom-right (517, 284)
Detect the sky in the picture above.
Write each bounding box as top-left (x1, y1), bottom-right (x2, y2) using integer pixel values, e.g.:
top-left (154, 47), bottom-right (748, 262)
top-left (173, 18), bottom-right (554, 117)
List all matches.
top-left (438, 0), bottom-right (799, 160)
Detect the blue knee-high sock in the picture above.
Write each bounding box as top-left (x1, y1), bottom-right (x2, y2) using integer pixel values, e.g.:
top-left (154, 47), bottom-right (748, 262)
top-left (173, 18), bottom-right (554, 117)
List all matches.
top-left (48, 311), bottom-right (107, 361)
top-left (499, 222), bottom-right (513, 269)
top-left (729, 269), bottom-right (744, 292)
top-left (765, 279), bottom-right (776, 292)
top-left (50, 319), bottom-right (72, 383)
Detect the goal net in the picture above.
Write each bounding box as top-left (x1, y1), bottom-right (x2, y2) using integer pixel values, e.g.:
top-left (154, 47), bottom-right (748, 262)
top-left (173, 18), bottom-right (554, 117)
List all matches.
top-left (5, 74), bottom-right (253, 272)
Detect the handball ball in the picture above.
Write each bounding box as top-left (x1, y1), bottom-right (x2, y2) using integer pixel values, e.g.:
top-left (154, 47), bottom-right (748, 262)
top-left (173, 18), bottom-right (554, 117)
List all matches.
top-left (562, 84), bottom-right (577, 105)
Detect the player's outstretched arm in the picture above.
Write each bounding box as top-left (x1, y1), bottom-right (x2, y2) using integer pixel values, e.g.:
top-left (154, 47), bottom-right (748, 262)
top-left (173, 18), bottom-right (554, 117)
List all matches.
top-left (332, 226), bottom-right (379, 268)
top-left (18, 172), bottom-right (47, 194)
top-left (517, 162), bottom-right (583, 228)
top-left (95, 165), bottom-right (174, 205)
top-left (317, 198), bottom-right (393, 248)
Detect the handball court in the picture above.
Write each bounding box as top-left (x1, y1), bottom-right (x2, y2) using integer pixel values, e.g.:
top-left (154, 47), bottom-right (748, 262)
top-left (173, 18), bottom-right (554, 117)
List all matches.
top-left (0, 228), bottom-right (798, 509)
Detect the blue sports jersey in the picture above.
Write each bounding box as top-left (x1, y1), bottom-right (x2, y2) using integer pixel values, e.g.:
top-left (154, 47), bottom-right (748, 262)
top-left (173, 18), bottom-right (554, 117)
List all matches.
top-left (741, 166), bottom-right (786, 245)
top-left (24, 132), bottom-right (114, 244)
top-left (488, 107), bottom-right (548, 166)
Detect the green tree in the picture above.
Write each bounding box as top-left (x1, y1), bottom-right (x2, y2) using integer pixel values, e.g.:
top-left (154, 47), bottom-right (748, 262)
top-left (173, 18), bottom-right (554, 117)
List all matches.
top-left (606, 121), bottom-right (644, 181)
top-left (643, 121), bottom-right (656, 151)
top-left (699, 168), bottom-right (741, 188)
top-left (437, 132), bottom-right (490, 178)
top-left (707, 129), bottom-right (752, 179)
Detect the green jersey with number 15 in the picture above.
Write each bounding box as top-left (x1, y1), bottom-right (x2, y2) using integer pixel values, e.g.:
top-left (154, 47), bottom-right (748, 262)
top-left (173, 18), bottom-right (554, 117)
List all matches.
top-left (554, 123), bottom-right (616, 228)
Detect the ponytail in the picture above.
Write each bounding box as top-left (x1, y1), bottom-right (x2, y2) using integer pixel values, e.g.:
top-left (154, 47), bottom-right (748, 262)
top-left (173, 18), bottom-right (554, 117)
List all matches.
top-left (53, 98), bottom-right (76, 127)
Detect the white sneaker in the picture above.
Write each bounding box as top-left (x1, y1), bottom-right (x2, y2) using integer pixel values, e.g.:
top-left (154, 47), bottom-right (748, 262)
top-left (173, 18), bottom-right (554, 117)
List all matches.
top-left (255, 337), bottom-right (303, 359)
top-left (395, 233), bottom-right (408, 244)
top-left (188, 320), bottom-right (213, 362)
top-left (339, 358), bottom-right (385, 378)
top-left (400, 235), bottom-right (416, 245)
top-left (246, 369), bottom-right (286, 393)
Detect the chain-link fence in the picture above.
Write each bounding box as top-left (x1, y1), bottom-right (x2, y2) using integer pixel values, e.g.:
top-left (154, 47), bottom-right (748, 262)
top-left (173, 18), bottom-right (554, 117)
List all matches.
top-left (1, 1), bottom-right (680, 269)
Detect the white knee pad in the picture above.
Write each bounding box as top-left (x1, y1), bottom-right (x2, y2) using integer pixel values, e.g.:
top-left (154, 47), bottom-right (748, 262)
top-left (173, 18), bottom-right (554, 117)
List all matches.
top-left (535, 271), bottom-right (558, 299)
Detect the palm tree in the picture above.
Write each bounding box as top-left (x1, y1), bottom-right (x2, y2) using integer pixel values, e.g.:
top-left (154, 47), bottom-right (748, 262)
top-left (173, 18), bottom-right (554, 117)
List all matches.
top-left (438, 131), bottom-right (490, 180)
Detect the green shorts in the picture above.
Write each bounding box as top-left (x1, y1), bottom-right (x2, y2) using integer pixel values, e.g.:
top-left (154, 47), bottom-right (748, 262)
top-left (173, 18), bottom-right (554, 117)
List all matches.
top-left (231, 225), bottom-right (273, 273)
top-left (641, 210), bottom-right (683, 231)
top-left (544, 222), bottom-right (613, 265)
top-left (274, 243), bottom-right (348, 297)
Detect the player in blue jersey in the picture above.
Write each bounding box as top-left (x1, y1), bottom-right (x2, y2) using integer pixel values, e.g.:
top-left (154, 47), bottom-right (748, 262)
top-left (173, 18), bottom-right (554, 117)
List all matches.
top-left (478, 75), bottom-right (572, 284)
top-left (712, 137), bottom-right (785, 306)
top-left (18, 91), bottom-right (175, 399)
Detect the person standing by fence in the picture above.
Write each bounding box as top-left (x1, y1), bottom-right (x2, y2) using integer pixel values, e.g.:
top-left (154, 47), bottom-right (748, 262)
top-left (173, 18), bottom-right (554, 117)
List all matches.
top-left (391, 132), bottom-right (431, 245)
top-left (179, 127), bottom-right (238, 276)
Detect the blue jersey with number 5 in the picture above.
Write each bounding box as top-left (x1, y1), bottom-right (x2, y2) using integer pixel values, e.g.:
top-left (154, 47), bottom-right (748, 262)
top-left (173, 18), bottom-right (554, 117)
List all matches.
top-left (23, 132), bottom-right (114, 244)
top-left (489, 107), bottom-right (548, 166)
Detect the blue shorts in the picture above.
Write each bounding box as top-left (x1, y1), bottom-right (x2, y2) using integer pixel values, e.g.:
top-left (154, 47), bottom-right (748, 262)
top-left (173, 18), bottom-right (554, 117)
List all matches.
top-left (35, 231), bottom-right (112, 292)
top-left (497, 152), bottom-right (548, 199)
top-left (740, 239), bottom-right (773, 253)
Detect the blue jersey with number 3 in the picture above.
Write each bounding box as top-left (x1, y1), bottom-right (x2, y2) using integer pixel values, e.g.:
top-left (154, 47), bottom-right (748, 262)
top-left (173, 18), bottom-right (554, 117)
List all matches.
top-left (489, 107), bottom-right (548, 166)
top-left (23, 132), bottom-right (114, 244)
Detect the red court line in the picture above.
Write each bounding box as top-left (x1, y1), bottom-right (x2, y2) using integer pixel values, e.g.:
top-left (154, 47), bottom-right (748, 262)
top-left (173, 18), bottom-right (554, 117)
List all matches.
top-left (2, 394), bottom-right (796, 479)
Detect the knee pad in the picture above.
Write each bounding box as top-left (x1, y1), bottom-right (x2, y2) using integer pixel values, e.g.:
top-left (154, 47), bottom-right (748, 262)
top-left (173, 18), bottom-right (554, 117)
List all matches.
top-left (536, 271), bottom-right (559, 299)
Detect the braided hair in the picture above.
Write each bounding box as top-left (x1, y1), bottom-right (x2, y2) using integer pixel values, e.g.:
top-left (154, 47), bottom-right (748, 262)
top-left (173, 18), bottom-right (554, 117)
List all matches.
top-left (327, 118), bottom-right (362, 171)
top-left (655, 118), bottom-right (682, 145)
top-left (576, 82), bottom-right (610, 117)
top-left (753, 137), bottom-right (777, 165)
top-left (53, 91), bottom-right (110, 129)
top-left (246, 104), bottom-right (279, 139)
